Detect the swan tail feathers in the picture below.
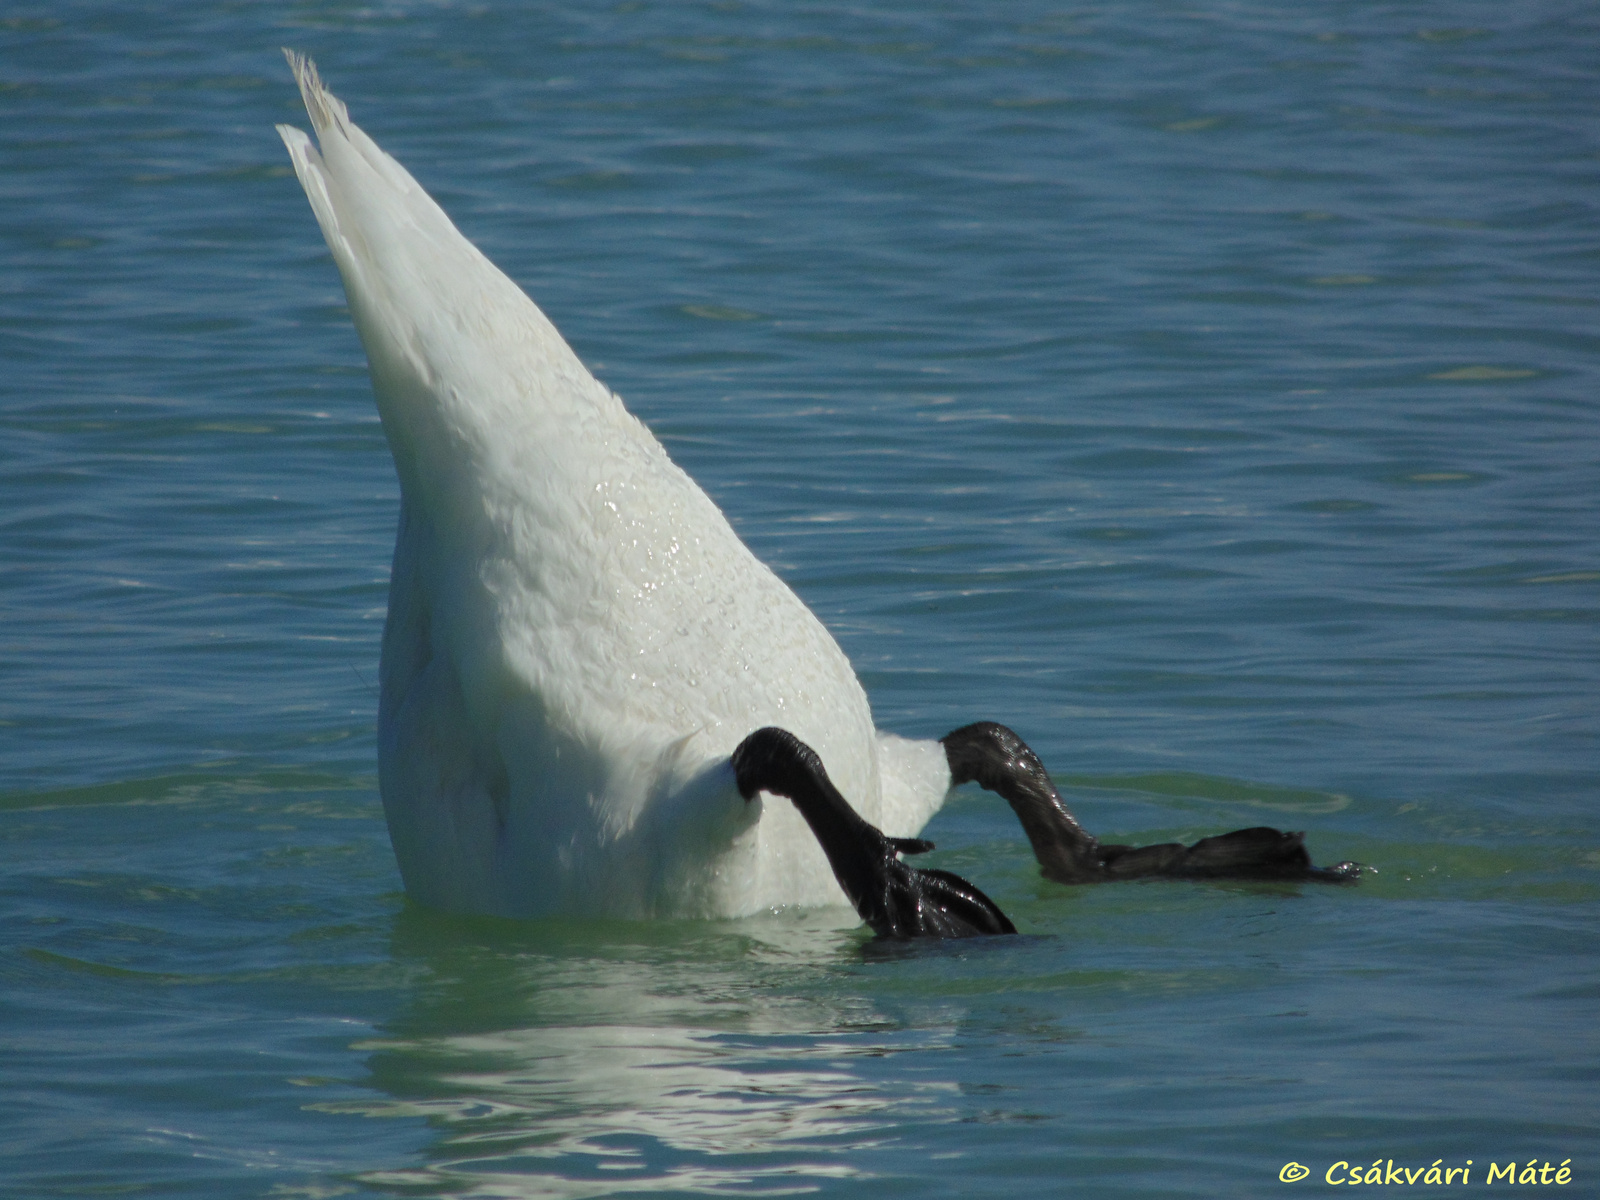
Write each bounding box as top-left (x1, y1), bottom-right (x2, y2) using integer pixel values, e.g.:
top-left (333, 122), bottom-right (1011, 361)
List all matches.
top-left (284, 50), bottom-right (430, 202)
top-left (277, 49), bottom-right (579, 428)
top-left (275, 123), bottom-right (348, 262)
top-left (282, 50), bottom-right (346, 137)
top-left (277, 51), bottom-right (474, 289)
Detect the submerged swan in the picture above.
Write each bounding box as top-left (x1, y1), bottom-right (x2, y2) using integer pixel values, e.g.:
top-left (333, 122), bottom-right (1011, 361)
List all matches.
top-left (278, 55), bottom-right (1358, 929)
top-left (277, 53), bottom-right (951, 919)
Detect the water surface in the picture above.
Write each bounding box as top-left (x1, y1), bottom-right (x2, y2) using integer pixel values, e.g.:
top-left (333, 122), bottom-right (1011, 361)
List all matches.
top-left (3, 3), bottom-right (1597, 1196)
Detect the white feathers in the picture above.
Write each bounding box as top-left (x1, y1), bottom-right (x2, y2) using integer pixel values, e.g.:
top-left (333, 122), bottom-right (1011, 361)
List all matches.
top-left (277, 52), bottom-right (949, 918)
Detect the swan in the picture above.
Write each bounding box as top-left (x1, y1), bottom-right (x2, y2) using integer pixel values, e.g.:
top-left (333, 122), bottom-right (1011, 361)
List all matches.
top-left (276, 55), bottom-right (1359, 928)
top-left (276, 52), bottom-right (952, 919)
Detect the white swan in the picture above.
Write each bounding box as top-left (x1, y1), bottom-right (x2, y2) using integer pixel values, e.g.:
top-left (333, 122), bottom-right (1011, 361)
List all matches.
top-left (276, 53), bottom-right (951, 919)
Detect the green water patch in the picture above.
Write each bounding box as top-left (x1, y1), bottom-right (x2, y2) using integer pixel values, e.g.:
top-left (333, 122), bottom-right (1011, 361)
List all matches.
top-left (676, 302), bottom-right (763, 322)
top-left (0, 767), bottom-right (375, 813)
top-left (1322, 836), bottom-right (1600, 903)
top-left (1427, 364), bottom-right (1539, 381)
top-left (21, 945), bottom-right (200, 987)
top-left (1060, 771), bottom-right (1352, 816)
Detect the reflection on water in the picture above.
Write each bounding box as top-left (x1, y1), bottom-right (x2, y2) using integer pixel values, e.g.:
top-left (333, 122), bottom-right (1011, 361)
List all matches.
top-left (328, 908), bottom-right (969, 1196)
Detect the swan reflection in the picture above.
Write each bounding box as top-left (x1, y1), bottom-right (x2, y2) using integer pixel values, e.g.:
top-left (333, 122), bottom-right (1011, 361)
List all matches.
top-left (330, 909), bottom-right (968, 1195)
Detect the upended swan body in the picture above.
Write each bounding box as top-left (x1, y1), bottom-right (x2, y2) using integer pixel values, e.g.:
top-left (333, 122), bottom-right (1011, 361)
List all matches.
top-left (276, 53), bottom-right (950, 919)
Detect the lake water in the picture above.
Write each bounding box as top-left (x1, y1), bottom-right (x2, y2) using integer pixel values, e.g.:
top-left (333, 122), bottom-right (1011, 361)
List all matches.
top-left (3, 2), bottom-right (1597, 1196)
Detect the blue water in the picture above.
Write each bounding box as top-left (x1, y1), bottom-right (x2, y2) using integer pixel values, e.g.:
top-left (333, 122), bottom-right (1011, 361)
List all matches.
top-left (4, 2), bottom-right (1598, 1196)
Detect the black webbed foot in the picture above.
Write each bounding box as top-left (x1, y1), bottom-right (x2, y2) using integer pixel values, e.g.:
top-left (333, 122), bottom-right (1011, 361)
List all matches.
top-left (940, 722), bottom-right (1361, 885)
top-left (731, 727), bottom-right (1016, 939)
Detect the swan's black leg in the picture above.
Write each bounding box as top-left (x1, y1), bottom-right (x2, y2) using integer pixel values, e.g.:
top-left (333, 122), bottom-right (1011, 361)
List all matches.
top-left (732, 728), bottom-right (1016, 938)
top-left (940, 722), bottom-right (1103, 883)
top-left (941, 721), bottom-right (1361, 885)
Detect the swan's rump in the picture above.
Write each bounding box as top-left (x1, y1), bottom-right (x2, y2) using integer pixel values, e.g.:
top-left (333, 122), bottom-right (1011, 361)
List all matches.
top-left (278, 53), bottom-right (950, 917)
